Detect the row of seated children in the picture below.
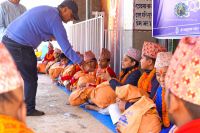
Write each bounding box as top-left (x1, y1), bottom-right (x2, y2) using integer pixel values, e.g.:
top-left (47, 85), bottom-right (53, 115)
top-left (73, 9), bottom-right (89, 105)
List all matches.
top-left (115, 43), bottom-right (173, 133)
top-left (60, 49), bottom-right (116, 91)
top-left (37, 42), bottom-right (62, 74)
top-left (116, 51), bottom-right (173, 133)
top-left (68, 49), bottom-right (117, 106)
top-left (66, 43), bottom-right (173, 132)
top-left (40, 43), bottom-right (173, 133)
top-left (37, 44), bottom-right (74, 83)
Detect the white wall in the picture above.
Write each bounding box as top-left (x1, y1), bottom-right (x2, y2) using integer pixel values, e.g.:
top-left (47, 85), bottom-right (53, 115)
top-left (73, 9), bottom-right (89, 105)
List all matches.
top-left (123, 0), bottom-right (133, 30)
top-left (20, 0), bottom-right (63, 9)
top-left (0, 0), bottom-right (63, 7)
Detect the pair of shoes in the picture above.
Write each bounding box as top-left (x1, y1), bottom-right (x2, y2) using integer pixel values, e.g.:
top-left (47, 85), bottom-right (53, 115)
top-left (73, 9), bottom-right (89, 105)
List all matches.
top-left (27, 109), bottom-right (45, 116)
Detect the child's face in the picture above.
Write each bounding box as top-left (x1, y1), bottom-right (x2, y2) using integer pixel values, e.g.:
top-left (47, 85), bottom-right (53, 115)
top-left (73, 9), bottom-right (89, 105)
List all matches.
top-left (156, 66), bottom-right (168, 88)
top-left (83, 62), bottom-right (90, 72)
top-left (54, 52), bottom-right (60, 58)
top-left (140, 55), bottom-right (150, 69)
top-left (90, 61), bottom-right (97, 70)
top-left (122, 55), bottom-right (134, 69)
top-left (83, 60), bottom-right (97, 72)
top-left (48, 44), bottom-right (53, 51)
top-left (60, 58), bottom-right (68, 65)
top-left (99, 58), bottom-right (109, 69)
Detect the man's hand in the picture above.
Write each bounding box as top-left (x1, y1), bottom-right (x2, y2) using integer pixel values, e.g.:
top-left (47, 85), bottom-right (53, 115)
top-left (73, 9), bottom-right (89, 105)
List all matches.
top-left (101, 71), bottom-right (111, 81)
top-left (79, 60), bottom-right (84, 66)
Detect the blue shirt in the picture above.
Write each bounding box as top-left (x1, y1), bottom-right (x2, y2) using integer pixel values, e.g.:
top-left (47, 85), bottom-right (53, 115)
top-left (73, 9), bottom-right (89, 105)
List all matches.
top-left (109, 67), bottom-right (141, 90)
top-left (6, 6), bottom-right (82, 64)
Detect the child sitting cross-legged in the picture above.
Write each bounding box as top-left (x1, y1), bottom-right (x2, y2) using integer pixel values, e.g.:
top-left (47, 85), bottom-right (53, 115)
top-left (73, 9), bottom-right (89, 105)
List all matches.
top-left (48, 53), bottom-right (70, 82)
top-left (69, 50), bottom-right (97, 91)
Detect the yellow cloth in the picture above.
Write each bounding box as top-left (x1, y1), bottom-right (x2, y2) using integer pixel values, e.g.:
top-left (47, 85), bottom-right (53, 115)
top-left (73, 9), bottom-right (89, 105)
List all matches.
top-left (0, 115), bottom-right (33, 133)
top-left (35, 51), bottom-right (42, 58)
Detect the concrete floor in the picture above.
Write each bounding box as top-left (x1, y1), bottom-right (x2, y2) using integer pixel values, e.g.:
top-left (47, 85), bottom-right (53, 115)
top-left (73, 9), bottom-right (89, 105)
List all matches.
top-left (27, 74), bottom-right (112, 133)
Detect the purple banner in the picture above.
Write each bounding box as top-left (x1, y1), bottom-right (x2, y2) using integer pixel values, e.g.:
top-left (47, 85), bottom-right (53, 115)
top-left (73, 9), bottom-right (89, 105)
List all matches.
top-left (153, 0), bottom-right (200, 38)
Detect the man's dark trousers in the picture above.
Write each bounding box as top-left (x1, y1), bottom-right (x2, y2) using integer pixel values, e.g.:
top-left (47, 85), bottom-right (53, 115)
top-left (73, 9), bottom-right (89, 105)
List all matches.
top-left (2, 35), bottom-right (38, 113)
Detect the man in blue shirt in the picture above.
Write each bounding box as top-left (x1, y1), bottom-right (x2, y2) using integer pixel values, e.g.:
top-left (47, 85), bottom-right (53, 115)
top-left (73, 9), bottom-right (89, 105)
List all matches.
top-left (2, 0), bottom-right (83, 116)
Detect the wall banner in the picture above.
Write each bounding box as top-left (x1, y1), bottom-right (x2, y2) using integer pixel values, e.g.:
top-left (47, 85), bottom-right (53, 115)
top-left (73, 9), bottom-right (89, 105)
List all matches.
top-left (153, 0), bottom-right (200, 38)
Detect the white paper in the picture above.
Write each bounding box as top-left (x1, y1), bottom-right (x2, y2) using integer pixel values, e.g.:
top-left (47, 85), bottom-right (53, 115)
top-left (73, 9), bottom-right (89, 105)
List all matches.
top-left (108, 103), bottom-right (121, 124)
top-left (98, 107), bottom-right (109, 115)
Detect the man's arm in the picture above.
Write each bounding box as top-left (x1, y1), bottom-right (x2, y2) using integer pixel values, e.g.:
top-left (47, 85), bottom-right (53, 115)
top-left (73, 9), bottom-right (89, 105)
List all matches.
top-left (0, 6), bottom-right (6, 40)
top-left (51, 19), bottom-right (83, 64)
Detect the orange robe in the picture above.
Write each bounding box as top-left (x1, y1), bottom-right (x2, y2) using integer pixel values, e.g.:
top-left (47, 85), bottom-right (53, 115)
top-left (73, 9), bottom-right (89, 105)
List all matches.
top-left (90, 81), bottom-right (117, 108)
top-left (69, 86), bottom-right (95, 106)
top-left (37, 50), bottom-right (55, 73)
top-left (116, 96), bottom-right (161, 133)
top-left (60, 64), bottom-right (81, 85)
top-left (0, 115), bottom-right (33, 133)
top-left (43, 50), bottom-right (55, 62)
top-left (69, 74), bottom-right (96, 106)
top-left (48, 62), bottom-right (66, 80)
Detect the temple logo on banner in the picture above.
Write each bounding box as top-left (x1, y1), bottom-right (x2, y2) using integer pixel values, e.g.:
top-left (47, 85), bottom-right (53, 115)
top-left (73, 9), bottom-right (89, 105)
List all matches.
top-left (153, 0), bottom-right (200, 39)
top-left (134, 0), bottom-right (152, 30)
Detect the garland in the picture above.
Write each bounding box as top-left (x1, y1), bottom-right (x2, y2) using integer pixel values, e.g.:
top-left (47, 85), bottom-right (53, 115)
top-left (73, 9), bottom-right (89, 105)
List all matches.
top-left (115, 67), bottom-right (139, 84)
top-left (161, 88), bottom-right (170, 127)
top-left (137, 69), bottom-right (156, 93)
top-left (110, 67), bottom-right (138, 85)
top-left (45, 53), bottom-right (54, 60)
top-left (45, 50), bottom-right (54, 60)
